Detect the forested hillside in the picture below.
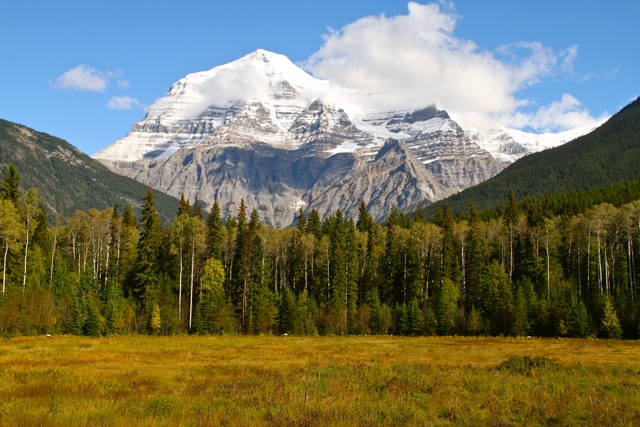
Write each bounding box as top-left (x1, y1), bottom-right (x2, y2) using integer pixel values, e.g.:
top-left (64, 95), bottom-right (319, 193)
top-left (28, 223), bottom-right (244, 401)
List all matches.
top-left (422, 97), bottom-right (640, 217)
top-left (0, 119), bottom-right (179, 222)
top-left (1, 166), bottom-right (638, 339)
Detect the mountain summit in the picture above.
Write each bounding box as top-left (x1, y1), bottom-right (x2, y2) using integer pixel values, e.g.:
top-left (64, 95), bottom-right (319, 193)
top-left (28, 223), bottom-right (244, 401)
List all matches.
top-left (94, 49), bottom-right (329, 162)
top-left (94, 49), bottom-right (604, 226)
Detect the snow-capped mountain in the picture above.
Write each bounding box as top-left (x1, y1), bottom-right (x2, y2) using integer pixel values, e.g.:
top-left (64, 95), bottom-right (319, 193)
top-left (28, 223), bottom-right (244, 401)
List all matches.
top-left (466, 120), bottom-right (607, 164)
top-left (94, 50), bottom-right (331, 161)
top-left (94, 49), bottom-right (604, 226)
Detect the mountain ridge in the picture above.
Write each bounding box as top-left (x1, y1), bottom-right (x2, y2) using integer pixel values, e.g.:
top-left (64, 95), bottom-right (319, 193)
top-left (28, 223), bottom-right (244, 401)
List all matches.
top-left (92, 49), bottom-right (605, 226)
top-left (420, 97), bottom-right (640, 217)
top-left (0, 119), bottom-right (179, 222)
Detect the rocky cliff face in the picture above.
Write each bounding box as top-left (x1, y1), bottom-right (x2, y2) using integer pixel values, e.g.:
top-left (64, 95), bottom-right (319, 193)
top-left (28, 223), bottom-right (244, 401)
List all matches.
top-left (94, 49), bottom-right (598, 226)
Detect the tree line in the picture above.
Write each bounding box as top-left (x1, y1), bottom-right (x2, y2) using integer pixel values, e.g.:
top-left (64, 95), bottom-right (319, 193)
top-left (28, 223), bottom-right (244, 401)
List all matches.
top-left (0, 165), bottom-right (637, 338)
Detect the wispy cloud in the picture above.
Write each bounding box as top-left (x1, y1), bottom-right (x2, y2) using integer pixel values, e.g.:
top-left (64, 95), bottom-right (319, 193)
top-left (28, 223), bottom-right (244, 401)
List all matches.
top-left (305, 1), bottom-right (601, 132)
top-left (106, 96), bottom-right (141, 110)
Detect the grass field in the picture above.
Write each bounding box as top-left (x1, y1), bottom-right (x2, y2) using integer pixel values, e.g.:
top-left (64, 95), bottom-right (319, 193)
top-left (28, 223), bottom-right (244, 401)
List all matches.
top-left (0, 335), bottom-right (638, 426)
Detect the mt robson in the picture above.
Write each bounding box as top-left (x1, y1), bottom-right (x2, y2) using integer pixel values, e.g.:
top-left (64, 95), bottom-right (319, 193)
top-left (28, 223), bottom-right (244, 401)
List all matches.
top-left (94, 50), bottom-right (603, 227)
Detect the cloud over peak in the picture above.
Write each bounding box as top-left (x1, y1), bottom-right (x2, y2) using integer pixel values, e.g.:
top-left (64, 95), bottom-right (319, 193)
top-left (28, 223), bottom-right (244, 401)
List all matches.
top-left (305, 2), bottom-right (600, 132)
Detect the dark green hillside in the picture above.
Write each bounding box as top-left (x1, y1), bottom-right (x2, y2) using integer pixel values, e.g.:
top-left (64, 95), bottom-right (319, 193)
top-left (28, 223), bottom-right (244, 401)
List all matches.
top-left (421, 97), bottom-right (640, 218)
top-left (0, 119), bottom-right (178, 222)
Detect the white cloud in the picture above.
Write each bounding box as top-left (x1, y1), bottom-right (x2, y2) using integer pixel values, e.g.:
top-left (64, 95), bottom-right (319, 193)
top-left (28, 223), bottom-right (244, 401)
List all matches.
top-left (106, 96), bottom-right (141, 110)
top-left (305, 1), bottom-right (601, 132)
top-left (53, 65), bottom-right (109, 91)
top-left (200, 68), bottom-right (270, 107)
top-left (508, 94), bottom-right (606, 132)
top-left (117, 80), bottom-right (131, 89)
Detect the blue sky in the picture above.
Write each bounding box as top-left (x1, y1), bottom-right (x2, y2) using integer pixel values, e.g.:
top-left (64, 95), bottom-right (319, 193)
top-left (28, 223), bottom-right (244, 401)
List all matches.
top-left (1, 1), bottom-right (637, 155)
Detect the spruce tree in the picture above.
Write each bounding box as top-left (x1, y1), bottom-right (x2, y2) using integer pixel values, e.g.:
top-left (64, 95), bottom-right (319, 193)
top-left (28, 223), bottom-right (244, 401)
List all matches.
top-left (232, 200), bottom-right (249, 331)
top-left (406, 299), bottom-right (424, 336)
top-left (279, 288), bottom-right (296, 334)
top-left (356, 201), bottom-right (374, 233)
top-left (83, 298), bottom-right (103, 337)
top-left (206, 201), bottom-right (224, 261)
top-left (192, 193), bottom-right (203, 219)
top-left (296, 208), bottom-right (306, 232)
top-left (129, 189), bottom-right (163, 307)
top-left (177, 193), bottom-right (191, 217)
top-left (1, 164), bottom-right (21, 208)
top-left (601, 298), bottom-right (622, 339)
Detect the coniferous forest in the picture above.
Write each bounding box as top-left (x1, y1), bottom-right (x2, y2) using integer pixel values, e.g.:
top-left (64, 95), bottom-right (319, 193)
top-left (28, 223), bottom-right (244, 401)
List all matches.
top-left (1, 165), bottom-right (638, 339)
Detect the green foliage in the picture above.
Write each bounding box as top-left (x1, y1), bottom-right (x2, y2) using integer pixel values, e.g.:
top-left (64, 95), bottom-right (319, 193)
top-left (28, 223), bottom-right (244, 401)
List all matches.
top-left (0, 119), bottom-right (179, 222)
top-left (422, 97), bottom-right (640, 219)
top-left (600, 298), bottom-right (623, 339)
top-left (82, 298), bottom-right (103, 337)
top-left (150, 304), bottom-right (161, 335)
top-left (1, 160), bottom-right (640, 340)
top-left (437, 278), bottom-right (459, 335)
top-left (1, 164), bottom-right (21, 207)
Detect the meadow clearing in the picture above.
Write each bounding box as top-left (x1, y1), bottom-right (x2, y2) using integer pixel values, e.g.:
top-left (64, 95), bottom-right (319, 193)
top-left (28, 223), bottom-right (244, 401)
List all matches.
top-left (0, 335), bottom-right (638, 426)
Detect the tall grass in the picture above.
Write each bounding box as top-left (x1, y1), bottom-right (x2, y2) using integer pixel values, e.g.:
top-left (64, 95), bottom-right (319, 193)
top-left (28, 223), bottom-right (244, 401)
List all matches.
top-left (0, 336), bottom-right (638, 426)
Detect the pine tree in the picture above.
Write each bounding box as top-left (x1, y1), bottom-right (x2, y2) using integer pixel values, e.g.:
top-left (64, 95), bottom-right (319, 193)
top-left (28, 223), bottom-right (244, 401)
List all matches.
top-left (601, 298), bottom-right (622, 339)
top-left (306, 209), bottom-right (322, 240)
top-left (192, 193), bottom-right (203, 219)
top-left (511, 286), bottom-right (530, 336)
top-left (437, 278), bottom-right (459, 335)
top-left (406, 299), bottom-right (424, 336)
top-left (128, 189), bottom-right (163, 308)
top-left (356, 201), bottom-right (374, 233)
top-left (464, 204), bottom-right (489, 313)
top-left (296, 208), bottom-right (306, 232)
top-left (83, 298), bottom-right (102, 337)
top-left (177, 193), bottom-right (191, 217)
top-left (1, 164), bottom-right (21, 208)
top-left (206, 201), bottom-right (224, 261)
top-left (392, 303), bottom-right (408, 336)
top-left (232, 200), bottom-right (249, 332)
top-left (279, 288), bottom-right (296, 334)
top-left (566, 295), bottom-right (590, 338)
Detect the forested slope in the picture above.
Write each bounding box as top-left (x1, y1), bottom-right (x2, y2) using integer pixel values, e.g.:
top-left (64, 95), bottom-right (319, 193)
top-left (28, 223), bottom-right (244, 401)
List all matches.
top-left (421, 97), bottom-right (640, 218)
top-left (0, 119), bottom-right (179, 222)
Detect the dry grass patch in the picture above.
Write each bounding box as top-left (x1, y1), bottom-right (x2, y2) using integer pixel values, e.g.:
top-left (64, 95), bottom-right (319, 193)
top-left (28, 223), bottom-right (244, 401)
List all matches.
top-left (0, 335), bottom-right (638, 426)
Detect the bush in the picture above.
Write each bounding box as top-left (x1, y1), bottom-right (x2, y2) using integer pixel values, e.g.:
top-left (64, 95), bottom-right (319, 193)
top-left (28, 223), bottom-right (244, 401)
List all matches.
top-left (496, 355), bottom-right (558, 375)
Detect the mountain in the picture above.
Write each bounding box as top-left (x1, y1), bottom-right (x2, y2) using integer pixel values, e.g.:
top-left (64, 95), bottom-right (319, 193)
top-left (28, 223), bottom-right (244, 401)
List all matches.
top-left (0, 119), bottom-right (179, 222)
top-left (94, 49), bottom-right (600, 226)
top-left (421, 97), bottom-right (640, 217)
top-left (467, 120), bottom-right (606, 164)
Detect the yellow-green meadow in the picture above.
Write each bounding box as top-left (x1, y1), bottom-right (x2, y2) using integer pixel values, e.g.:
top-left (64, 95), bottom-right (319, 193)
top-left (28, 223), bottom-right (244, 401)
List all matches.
top-left (0, 335), bottom-right (638, 426)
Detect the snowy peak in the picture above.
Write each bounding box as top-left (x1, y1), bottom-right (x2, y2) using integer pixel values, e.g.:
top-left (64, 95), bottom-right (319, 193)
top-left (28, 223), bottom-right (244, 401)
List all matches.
top-left (92, 49), bottom-right (610, 225)
top-left (94, 49), bottom-right (330, 161)
top-left (467, 119), bottom-right (608, 164)
top-left (170, 48), bottom-right (325, 111)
